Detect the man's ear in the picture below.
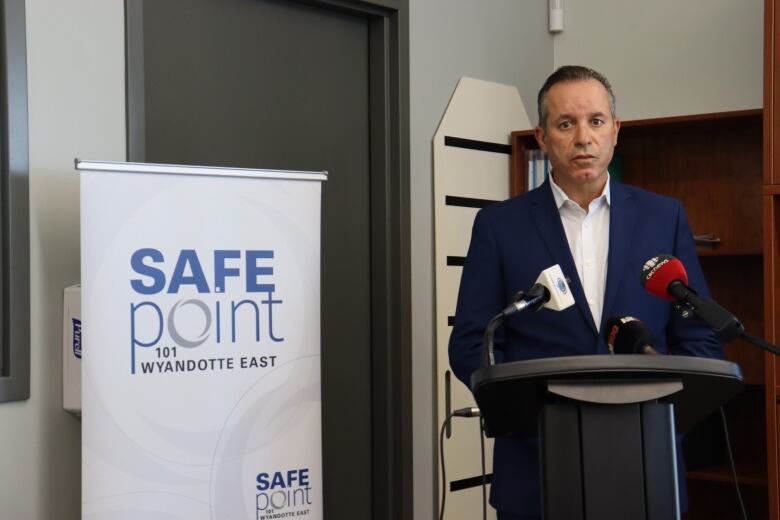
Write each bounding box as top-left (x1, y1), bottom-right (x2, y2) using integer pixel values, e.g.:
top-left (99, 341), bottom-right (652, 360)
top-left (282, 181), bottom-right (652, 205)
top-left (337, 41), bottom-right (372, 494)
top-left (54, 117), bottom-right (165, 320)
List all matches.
top-left (613, 118), bottom-right (621, 145)
top-left (534, 126), bottom-right (547, 153)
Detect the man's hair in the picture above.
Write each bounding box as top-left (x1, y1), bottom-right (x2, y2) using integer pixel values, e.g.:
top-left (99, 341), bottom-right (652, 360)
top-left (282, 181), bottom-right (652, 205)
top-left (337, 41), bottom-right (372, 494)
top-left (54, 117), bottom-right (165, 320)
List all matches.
top-left (537, 65), bottom-right (616, 129)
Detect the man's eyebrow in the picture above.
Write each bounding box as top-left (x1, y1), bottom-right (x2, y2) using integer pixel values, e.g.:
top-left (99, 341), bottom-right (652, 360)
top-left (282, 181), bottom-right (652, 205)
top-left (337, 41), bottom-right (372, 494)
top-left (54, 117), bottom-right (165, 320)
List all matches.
top-left (554, 111), bottom-right (608, 121)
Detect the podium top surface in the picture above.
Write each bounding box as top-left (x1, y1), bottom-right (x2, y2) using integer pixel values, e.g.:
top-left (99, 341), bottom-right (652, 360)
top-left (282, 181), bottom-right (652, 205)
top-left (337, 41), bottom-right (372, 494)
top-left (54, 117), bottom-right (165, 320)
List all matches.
top-left (471, 354), bottom-right (742, 389)
top-left (75, 159), bottom-right (328, 182)
top-left (471, 355), bottom-right (743, 437)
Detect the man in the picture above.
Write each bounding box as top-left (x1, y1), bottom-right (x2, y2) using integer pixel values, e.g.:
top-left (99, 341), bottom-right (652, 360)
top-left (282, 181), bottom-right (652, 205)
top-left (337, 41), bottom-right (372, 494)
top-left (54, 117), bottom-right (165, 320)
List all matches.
top-left (448, 66), bottom-right (723, 519)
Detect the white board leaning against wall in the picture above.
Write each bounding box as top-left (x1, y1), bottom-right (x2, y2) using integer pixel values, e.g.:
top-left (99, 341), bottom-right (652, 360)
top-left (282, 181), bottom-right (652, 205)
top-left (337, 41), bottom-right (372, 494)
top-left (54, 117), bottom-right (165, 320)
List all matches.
top-left (78, 160), bottom-right (326, 520)
top-left (433, 77), bottom-right (531, 519)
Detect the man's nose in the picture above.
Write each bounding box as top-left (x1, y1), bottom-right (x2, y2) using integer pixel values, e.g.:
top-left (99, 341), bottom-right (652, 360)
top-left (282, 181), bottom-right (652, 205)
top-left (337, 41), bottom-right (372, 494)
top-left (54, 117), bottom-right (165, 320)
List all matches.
top-left (574, 125), bottom-right (592, 146)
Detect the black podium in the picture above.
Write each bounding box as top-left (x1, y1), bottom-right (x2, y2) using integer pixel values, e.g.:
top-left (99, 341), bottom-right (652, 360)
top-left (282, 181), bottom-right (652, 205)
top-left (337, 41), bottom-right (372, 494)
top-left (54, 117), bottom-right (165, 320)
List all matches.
top-left (470, 355), bottom-right (743, 520)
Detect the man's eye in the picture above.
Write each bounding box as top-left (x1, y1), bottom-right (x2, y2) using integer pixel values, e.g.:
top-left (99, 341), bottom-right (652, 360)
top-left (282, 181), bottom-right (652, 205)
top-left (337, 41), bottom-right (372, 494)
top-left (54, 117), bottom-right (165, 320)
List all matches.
top-left (558, 121), bottom-right (572, 129)
top-left (592, 119), bottom-right (605, 126)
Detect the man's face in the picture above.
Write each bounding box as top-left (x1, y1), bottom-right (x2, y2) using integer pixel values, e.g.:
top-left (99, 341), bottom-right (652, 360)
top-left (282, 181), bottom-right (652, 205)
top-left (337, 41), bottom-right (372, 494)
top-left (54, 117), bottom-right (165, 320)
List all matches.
top-left (534, 79), bottom-right (620, 191)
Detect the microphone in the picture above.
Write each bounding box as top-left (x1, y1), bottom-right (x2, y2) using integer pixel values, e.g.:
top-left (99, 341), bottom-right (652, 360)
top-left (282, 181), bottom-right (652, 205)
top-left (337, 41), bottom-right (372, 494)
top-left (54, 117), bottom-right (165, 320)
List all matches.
top-left (501, 264), bottom-right (575, 316)
top-left (483, 264), bottom-right (575, 366)
top-left (639, 254), bottom-right (744, 341)
top-left (639, 255), bottom-right (687, 302)
top-left (602, 315), bottom-right (659, 355)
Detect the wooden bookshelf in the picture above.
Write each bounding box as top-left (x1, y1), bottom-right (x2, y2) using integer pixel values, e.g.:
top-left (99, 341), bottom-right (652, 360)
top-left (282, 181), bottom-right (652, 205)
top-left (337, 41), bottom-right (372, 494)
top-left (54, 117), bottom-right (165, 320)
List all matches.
top-left (511, 110), bottom-right (762, 260)
top-left (511, 108), bottom-right (767, 518)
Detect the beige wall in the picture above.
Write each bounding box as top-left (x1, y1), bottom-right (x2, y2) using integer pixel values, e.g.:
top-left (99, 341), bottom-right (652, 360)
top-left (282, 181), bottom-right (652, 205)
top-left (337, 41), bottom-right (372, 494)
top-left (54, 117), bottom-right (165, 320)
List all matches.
top-left (0, 1), bottom-right (125, 518)
top-left (554, 0), bottom-right (763, 120)
top-left (409, 2), bottom-right (552, 517)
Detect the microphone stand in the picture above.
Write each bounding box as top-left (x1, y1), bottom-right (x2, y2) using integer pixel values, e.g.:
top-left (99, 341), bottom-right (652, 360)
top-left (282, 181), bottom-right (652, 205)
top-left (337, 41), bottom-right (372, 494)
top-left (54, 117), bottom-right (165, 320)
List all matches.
top-left (482, 314), bottom-right (504, 367)
top-left (738, 333), bottom-right (780, 357)
top-left (670, 283), bottom-right (780, 355)
top-left (482, 286), bottom-right (547, 366)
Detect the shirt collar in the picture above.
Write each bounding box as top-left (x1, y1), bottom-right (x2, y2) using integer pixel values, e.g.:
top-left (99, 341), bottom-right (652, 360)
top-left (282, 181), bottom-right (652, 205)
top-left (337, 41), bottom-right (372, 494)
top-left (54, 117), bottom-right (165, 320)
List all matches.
top-left (549, 171), bottom-right (611, 210)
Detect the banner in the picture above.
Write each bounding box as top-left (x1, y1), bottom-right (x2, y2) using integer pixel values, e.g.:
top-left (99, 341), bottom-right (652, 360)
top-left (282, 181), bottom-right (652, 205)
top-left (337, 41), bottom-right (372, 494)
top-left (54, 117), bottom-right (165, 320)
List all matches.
top-left (78, 160), bottom-right (326, 520)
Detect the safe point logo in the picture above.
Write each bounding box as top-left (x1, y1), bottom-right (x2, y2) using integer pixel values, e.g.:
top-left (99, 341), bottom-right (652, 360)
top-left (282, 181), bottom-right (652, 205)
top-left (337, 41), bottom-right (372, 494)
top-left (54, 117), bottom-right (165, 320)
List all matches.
top-left (128, 248), bottom-right (284, 375)
top-left (256, 468), bottom-right (313, 519)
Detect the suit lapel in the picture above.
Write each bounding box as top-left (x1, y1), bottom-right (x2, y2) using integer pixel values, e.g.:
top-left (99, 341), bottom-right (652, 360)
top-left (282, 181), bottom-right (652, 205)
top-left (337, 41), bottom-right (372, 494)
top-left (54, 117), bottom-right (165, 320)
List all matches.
top-left (530, 182), bottom-right (598, 334)
top-left (602, 180), bottom-right (636, 324)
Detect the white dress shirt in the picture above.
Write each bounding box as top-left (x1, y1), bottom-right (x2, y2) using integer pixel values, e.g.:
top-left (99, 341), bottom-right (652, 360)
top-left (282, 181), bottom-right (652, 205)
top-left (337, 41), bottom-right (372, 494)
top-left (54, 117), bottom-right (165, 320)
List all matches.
top-left (549, 174), bottom-right (611, 330)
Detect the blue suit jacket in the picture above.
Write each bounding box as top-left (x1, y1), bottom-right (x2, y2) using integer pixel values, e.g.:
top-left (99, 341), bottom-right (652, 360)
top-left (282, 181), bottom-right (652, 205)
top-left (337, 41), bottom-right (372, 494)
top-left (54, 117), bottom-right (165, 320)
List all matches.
top-left (448, 179), bottom-right (723, 516)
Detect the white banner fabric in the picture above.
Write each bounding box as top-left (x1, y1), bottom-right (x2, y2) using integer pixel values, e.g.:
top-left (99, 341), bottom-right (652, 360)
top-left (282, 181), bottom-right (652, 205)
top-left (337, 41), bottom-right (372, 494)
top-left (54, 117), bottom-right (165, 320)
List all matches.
top-left (80, 161), bottom-right (325, 520)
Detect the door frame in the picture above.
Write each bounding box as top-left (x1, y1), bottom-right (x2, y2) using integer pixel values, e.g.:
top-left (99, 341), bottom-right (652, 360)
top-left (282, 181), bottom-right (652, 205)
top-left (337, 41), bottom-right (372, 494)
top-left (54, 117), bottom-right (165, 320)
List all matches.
top-left (303, 1), bottom-right (411, 518)
top-left (0, 0), bottom-right (30, 403)
top-left (124, 1), bottom-right (412, 517)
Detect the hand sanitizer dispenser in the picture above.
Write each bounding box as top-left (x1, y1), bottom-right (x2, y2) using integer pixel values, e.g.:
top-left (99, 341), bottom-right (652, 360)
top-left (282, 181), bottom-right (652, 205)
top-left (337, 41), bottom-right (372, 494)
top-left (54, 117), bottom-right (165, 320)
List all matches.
top-left (63, 284), bottom-right (81, 416)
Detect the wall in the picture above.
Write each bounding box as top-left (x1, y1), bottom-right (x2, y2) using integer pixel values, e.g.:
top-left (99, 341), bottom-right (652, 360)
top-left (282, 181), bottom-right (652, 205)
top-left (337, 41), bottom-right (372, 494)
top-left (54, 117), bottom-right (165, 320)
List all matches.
top-left (408, 2), bottom-right (552, 518)
top-left (0, 0), bottom-right (125, 518)
top-left (554, 0), bottom-right (764, 120)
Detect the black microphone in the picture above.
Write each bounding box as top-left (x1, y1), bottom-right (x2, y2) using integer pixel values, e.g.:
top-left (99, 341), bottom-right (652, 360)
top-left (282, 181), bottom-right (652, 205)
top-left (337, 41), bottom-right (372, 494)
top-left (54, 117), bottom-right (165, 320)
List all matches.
top-left (602, 316), bottom-right (659, 355)
top-left (640, 254), bottom-right (744, 341)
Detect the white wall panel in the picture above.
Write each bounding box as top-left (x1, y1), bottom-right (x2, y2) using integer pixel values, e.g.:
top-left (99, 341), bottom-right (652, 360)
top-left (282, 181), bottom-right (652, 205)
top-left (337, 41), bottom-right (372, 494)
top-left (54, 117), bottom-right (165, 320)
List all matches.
top-left (432, 77), bottom-right (530, 520)
top-left (437, 148), bottom-right (512, 200)
top-left (437, 206), bottom-right (479, 264)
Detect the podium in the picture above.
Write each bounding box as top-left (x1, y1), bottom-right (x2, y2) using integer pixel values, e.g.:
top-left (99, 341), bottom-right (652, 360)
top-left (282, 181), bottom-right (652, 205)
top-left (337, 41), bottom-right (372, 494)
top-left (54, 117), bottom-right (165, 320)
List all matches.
top-left (470, 355), bottom-right (743, 520)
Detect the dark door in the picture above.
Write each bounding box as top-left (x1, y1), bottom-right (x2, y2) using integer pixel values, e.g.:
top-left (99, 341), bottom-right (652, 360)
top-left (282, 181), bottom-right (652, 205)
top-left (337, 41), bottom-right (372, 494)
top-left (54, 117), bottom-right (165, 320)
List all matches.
top-left (127, 0), bottom-right (372, 515)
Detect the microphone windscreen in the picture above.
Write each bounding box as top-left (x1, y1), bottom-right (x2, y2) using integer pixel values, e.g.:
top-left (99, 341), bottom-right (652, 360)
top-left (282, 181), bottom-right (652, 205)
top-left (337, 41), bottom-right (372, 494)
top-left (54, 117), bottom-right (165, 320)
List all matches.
top-left (602, 316), bottom-right (654, 354)
top-left (639, 255), bottom-right (688, 302)
top-left (535, 264), bottom-right (575, 311)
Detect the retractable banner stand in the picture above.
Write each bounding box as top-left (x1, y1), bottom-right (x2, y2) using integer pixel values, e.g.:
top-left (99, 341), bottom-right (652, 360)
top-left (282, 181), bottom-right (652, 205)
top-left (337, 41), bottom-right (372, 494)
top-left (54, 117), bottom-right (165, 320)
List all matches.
top-left (77, 160), bottom-right (326, 520)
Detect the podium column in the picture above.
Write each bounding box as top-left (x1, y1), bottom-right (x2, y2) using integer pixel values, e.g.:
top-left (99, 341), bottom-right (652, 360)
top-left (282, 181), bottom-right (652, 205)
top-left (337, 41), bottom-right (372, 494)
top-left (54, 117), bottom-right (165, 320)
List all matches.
top-left (540, 400), bottom-right (679, 520)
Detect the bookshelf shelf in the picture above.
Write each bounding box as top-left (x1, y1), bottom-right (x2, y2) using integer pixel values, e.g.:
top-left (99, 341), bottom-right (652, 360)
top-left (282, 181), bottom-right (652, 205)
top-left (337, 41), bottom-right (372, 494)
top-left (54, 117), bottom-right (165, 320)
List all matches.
top-left (688, 467), bottom-right (768, 487)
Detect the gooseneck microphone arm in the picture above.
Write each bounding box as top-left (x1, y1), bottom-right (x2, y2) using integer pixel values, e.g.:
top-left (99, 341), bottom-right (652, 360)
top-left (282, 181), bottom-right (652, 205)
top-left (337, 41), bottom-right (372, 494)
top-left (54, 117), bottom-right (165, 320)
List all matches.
top-left (479, 264), bottom-right (575, 367)
top-left (482, 313), bottom-right (503, 367)
top-left (482, 286), bottom-right (548, 366)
